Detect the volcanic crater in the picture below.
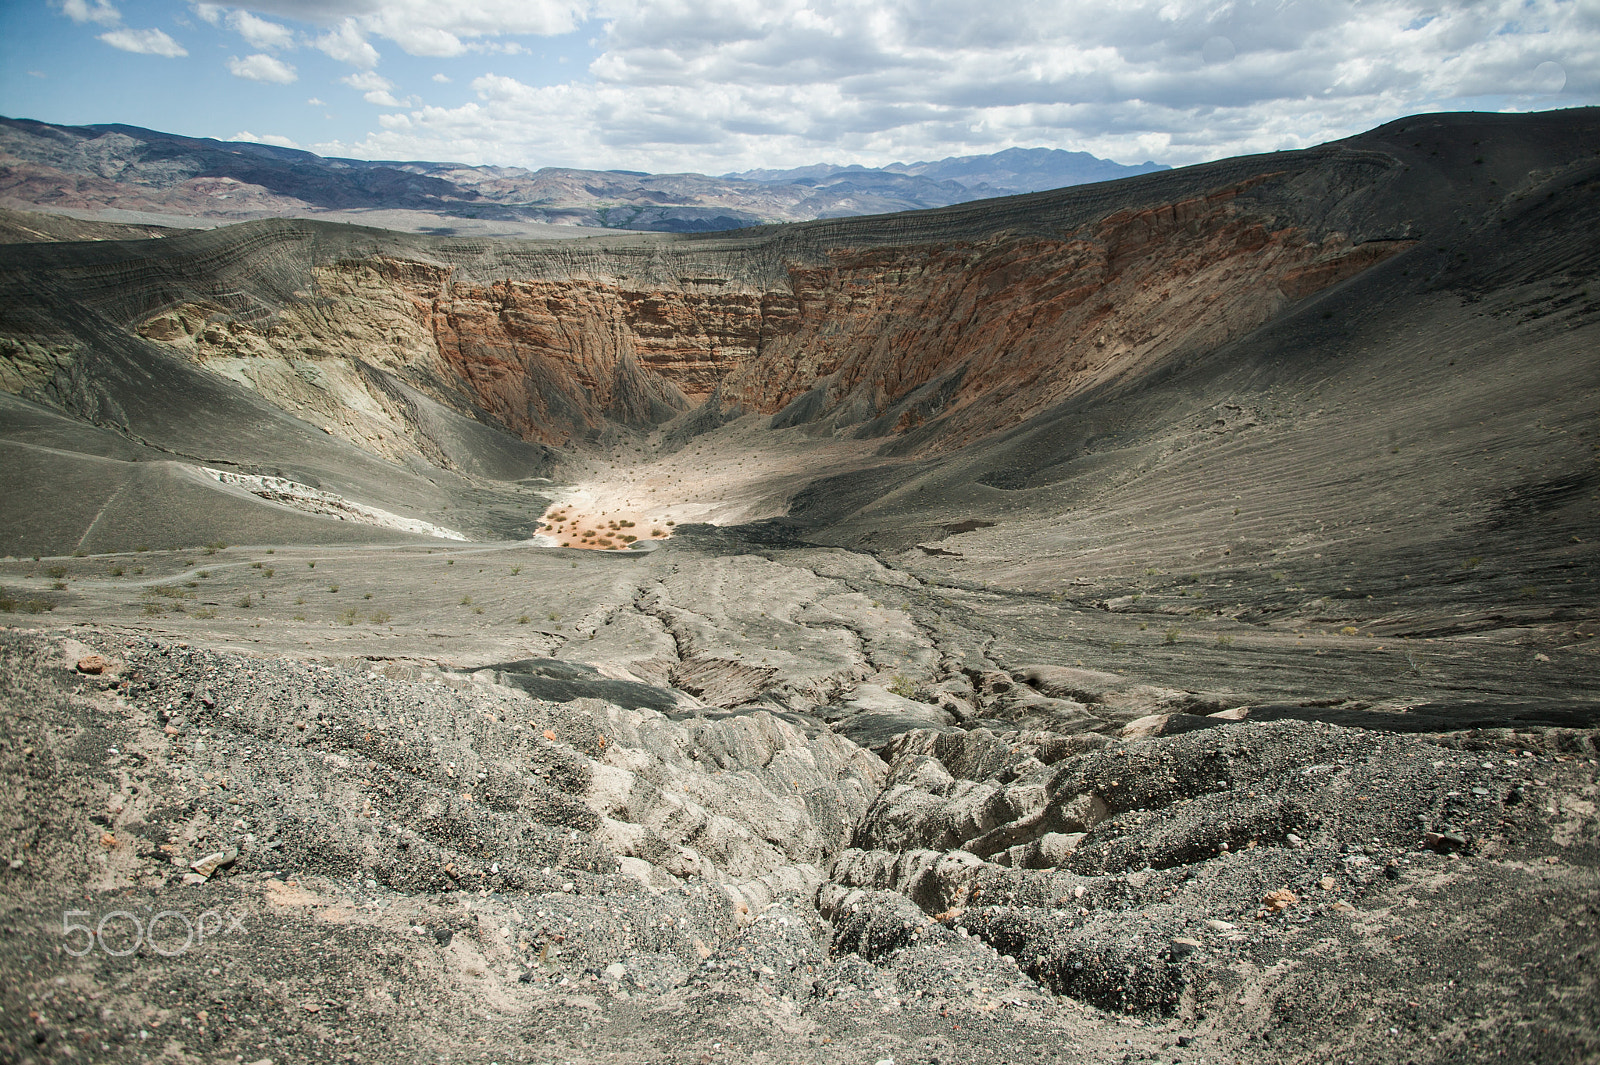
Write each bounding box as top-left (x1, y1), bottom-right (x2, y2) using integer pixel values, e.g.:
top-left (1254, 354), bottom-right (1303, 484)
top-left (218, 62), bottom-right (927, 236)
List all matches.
top-left (0, 109), bottom-right (1597, 1064)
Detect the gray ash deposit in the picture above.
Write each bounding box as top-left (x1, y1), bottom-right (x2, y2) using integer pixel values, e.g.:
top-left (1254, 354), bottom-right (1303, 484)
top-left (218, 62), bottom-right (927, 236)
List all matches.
top-left (2, 108), bottom-right (1599, 1063)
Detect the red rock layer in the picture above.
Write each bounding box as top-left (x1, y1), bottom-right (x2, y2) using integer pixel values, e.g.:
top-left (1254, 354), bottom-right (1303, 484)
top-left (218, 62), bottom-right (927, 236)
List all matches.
top-left (180, 182), bottom-right (1406, 451)
top-left (424, 182), bottom-right (1403, 448)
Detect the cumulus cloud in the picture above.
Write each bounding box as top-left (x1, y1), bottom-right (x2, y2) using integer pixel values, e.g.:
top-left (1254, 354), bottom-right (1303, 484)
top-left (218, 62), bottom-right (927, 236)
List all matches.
top-left (231, 130), bottom-right (301, 147)
top-left (228, 10), bottom-right (296, 49)
top-left (58, 0), bottom-right (121, 27)
top-left (341, 69), bottom-right (406, 105)
top-left (315, 18), bottom-right (381, 68)
top-left (100, 27), bottom-right (188, 57)
top-left (308, 0), bottom-right (1597, 171)
top-left (228, 53), bottom-right (298, 83)
top-left (431, 73), bottom-right (452, 83)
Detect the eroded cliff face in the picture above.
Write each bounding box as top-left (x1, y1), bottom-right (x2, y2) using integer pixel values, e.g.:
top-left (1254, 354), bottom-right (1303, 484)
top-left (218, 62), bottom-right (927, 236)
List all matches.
top-left (135, 180), bottom-right (1406, 458)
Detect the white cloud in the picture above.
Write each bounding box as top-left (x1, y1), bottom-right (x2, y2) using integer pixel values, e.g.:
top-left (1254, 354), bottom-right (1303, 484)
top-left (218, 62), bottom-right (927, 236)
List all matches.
top-left (228, 53), bottom-right (298, 83)
top-left (305, 0), bottom-right (1599, 172)
top-left (229, 10), bottom-right (296, 50)
top-left (214, 0), bottom-right (586, 72)
top-left (58, 0), bottom-right (121, 27)
top-left (231, 130), bottom-right (301, 147)
top-left (315, 18), bottom-right (381, 68)
top-left (100, 27), bottom-right (188, 57)
top-left (194, 3), bottom-right (224, 26)
top-left (431, 73), bottom-right (452, 83)
top-left (341, 69), bottom-right (405, 105)
top-left (308, 96), bottom-right (327, 105)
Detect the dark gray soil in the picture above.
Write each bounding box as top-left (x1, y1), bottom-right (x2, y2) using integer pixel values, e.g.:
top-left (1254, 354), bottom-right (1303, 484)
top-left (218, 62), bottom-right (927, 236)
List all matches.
top-left (1, 108), bottom-right (1598, 1064)
top-left (1, 624), bottom-right (1596, 1064)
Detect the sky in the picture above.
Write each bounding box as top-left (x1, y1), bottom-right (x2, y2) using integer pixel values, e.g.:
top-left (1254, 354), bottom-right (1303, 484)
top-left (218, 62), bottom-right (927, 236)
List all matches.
top-left (0, 0), bottom-right (1593, 174)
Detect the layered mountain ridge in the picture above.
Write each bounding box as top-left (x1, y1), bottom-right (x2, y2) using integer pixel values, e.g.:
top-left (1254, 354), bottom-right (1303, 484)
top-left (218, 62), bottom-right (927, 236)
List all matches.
top-left (0, 115), bottom-right (1165, 235)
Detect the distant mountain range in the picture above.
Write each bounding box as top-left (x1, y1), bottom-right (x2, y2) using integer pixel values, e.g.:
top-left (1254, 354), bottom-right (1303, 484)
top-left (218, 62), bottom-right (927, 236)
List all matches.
top-left (0, 116), bottom-right (1166, 235)
top-left (729, 146), bottom-right (1167, 196)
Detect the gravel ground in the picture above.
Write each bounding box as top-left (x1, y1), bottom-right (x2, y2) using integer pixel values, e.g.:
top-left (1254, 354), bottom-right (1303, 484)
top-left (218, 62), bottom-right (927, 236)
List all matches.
top-left (1, 624), bottom-right (1596, 1064)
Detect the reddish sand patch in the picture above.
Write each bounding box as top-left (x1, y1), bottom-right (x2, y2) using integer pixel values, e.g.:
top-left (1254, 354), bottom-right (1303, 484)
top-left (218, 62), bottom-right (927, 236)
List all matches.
top-left (537, 507), bottom-right (672, 551)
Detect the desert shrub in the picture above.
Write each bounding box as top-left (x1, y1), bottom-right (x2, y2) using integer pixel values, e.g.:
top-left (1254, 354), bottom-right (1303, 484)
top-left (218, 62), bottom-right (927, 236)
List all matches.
top-left (888, 675), bottom-right (917, 699)
top-left (46, 566), bottom-right (66, 579)
top-left (1164, 626), bottom-right (1182, 644)
top-left (370, 611), bottom-right (391, 625)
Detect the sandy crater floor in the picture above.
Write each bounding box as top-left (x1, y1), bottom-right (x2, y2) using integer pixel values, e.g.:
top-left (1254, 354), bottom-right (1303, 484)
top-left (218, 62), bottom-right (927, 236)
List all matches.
top-left (536, 418), bottom-right (887, 550)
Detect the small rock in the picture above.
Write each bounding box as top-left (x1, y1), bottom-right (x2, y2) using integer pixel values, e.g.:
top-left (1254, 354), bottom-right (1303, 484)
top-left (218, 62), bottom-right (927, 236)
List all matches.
top-left (1423, 830), bottom-right (1467, 853)
top-left (1168, 937), bottom-right (1202, 958)
top-left (1318, 876), bottom-right (1336, 891)
top-left (8, 858), bottom-right (23, 871)
top-left (1177, 1035), bottom-right (1196, 1048)
top-left (1262, 889), bottom-right (1297, 911)
top-left (190, 846), bottom-right (238, 877)
top-left (181, 872), bottom-right (209, 886)
top-left (77, 654), bottom-right (109, 675)
top-left (603, 962), bottom-right (627, 982)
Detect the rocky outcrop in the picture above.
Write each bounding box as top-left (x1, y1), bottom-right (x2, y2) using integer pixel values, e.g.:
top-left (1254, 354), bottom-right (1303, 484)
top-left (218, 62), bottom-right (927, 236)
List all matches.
top-left (124, 174), bottom-right (1409, 457)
